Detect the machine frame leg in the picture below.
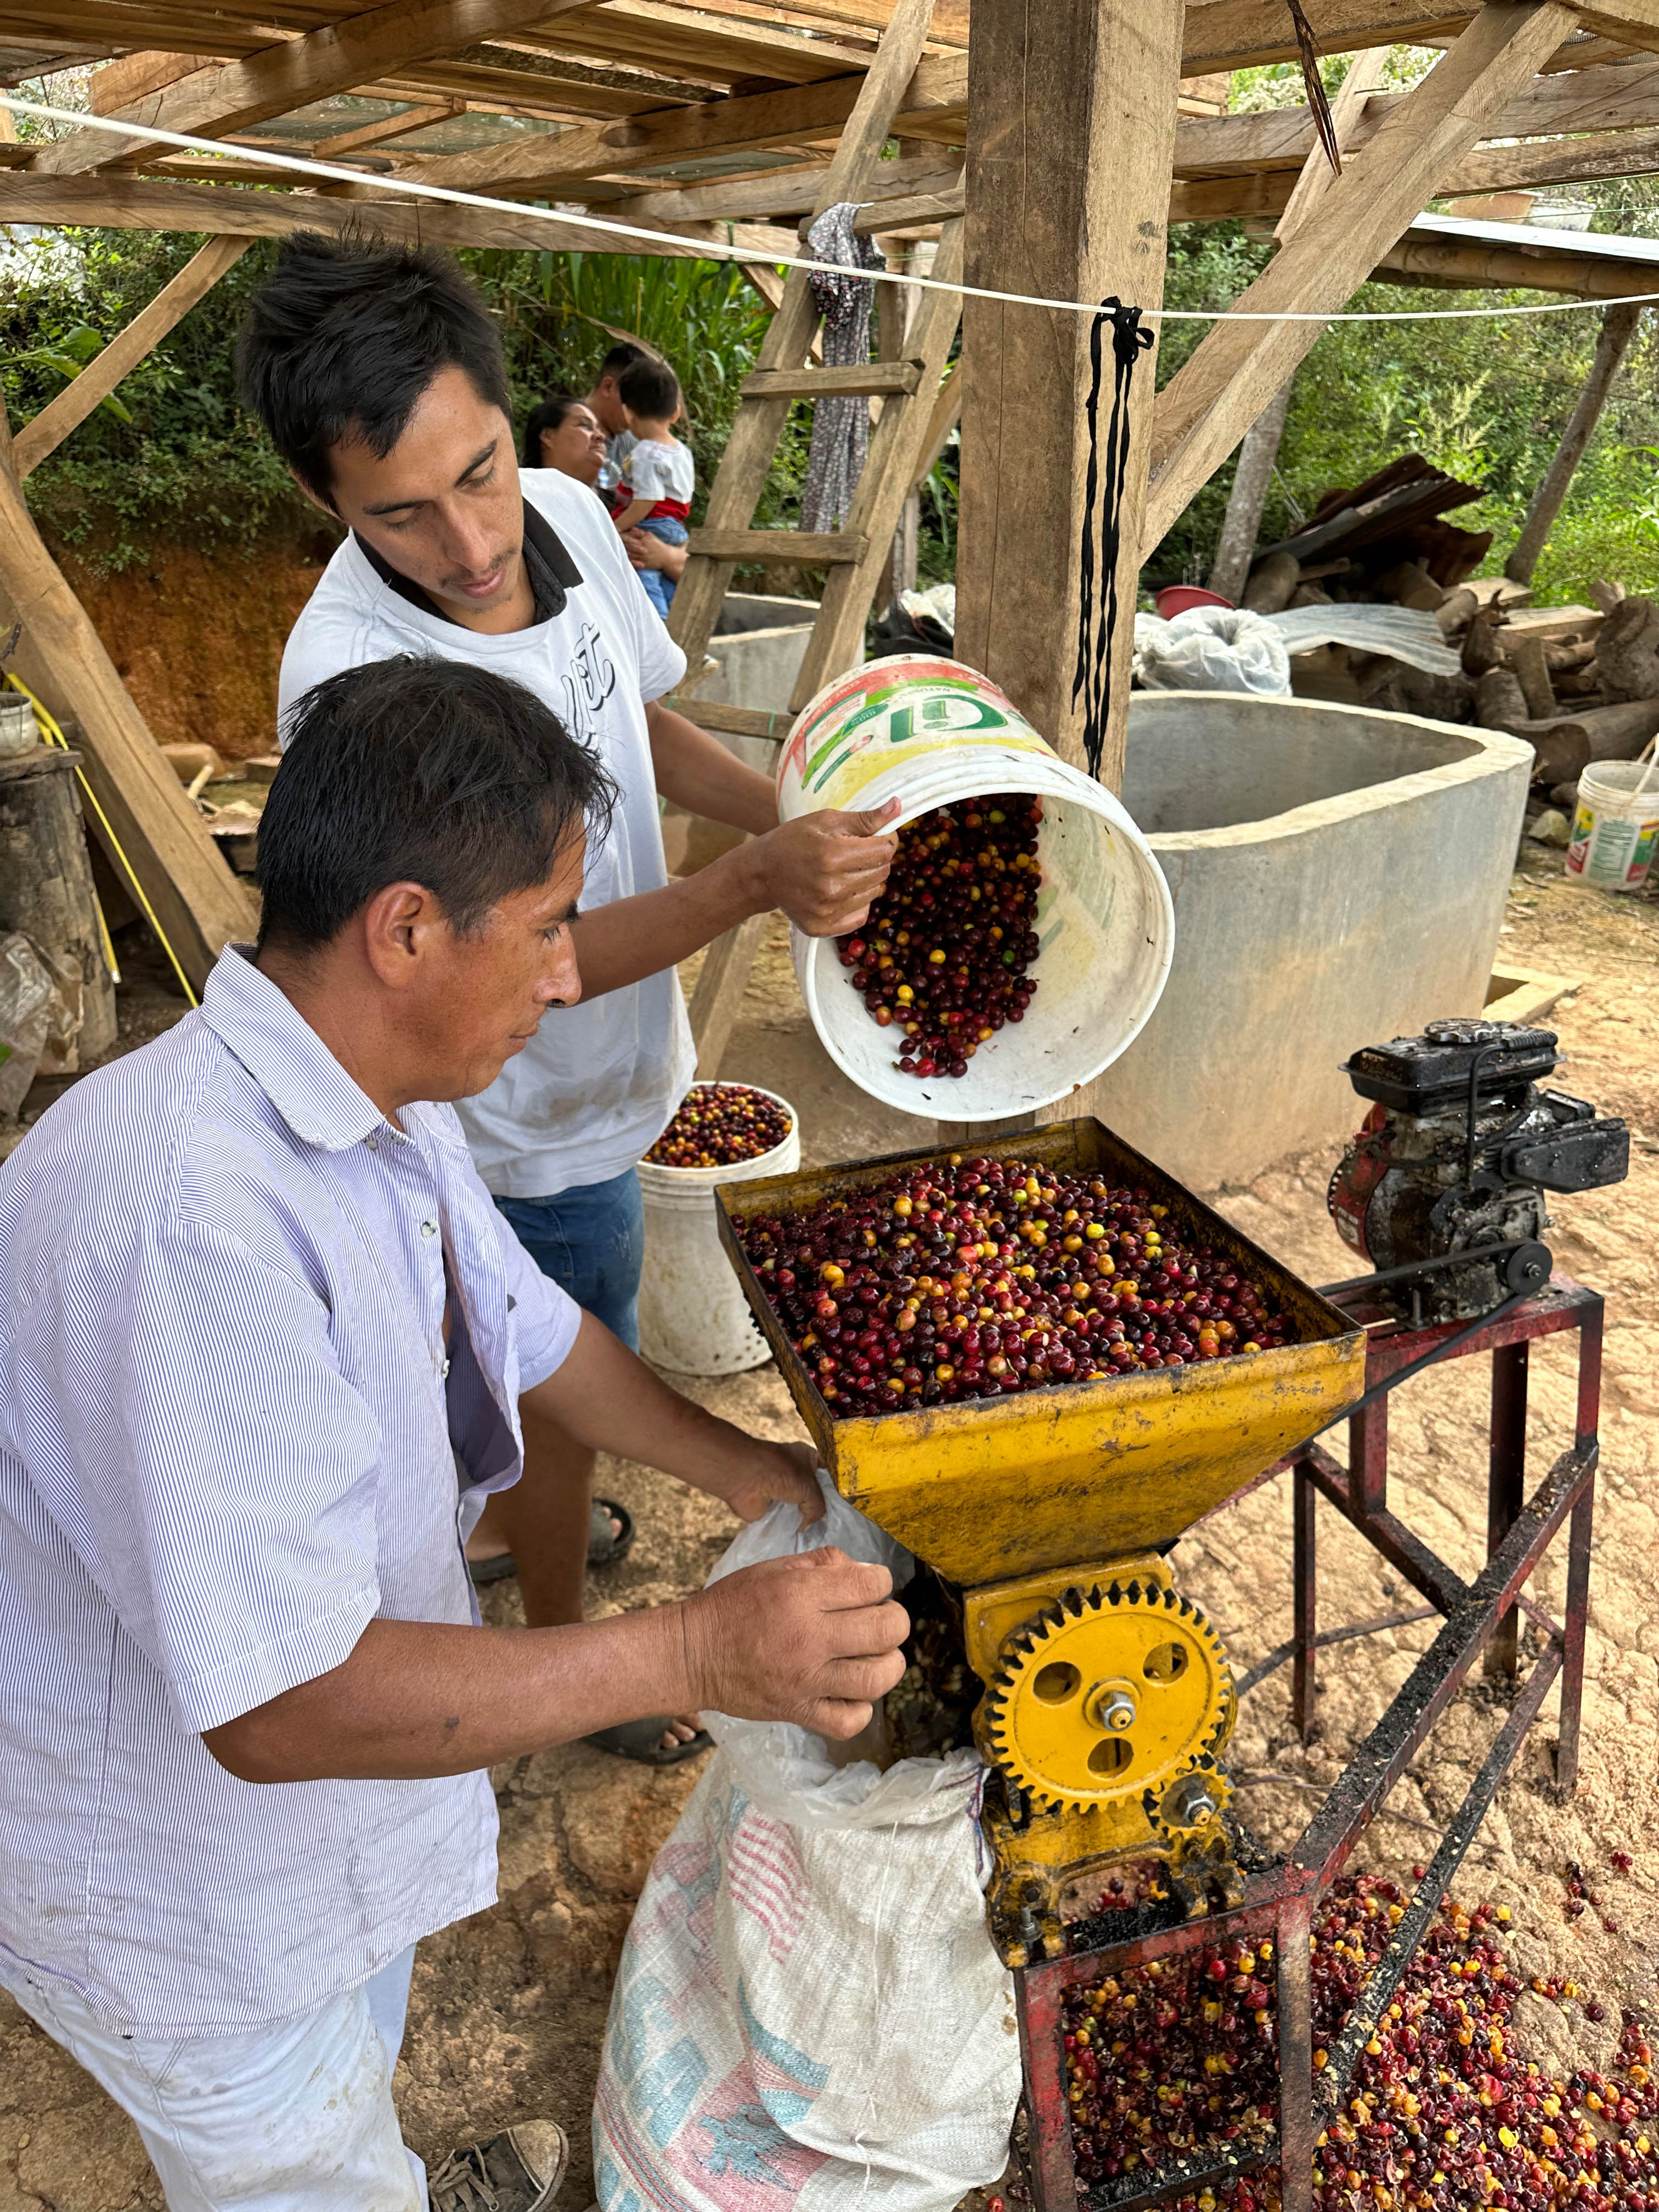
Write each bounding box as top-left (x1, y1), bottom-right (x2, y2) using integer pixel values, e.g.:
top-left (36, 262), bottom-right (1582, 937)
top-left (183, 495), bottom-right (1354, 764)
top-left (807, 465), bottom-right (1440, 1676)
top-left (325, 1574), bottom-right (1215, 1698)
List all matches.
top-left (1291, 1464), bottom-right (1316, 1741)
top-left (1013, 1277), bottom-right (1602, 2212)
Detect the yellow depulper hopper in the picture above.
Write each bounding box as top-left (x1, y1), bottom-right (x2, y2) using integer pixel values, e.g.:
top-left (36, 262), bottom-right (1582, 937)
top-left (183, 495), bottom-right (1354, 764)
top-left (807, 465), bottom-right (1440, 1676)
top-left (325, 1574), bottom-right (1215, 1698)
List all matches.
top-left (716, 1119), bottom-right (1364, 1966)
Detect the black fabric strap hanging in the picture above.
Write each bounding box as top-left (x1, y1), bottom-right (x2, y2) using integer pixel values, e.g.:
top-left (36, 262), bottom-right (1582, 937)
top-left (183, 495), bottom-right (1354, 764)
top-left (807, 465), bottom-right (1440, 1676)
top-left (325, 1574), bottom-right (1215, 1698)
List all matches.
top-left (1070, 297), bottom-right (1155, 784)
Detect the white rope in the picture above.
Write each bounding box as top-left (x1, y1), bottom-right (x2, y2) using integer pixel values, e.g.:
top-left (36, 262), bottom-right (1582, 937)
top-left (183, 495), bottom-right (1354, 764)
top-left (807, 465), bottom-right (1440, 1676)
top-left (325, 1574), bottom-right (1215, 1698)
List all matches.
top-left (5, 90), bottom-right (1659, 326)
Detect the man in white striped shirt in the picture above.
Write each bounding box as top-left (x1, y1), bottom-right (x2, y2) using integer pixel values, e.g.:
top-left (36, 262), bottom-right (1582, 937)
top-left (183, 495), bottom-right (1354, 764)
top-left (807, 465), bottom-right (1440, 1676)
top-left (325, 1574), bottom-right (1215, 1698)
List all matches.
top-left (0, 656), bottom-right (908, 2212)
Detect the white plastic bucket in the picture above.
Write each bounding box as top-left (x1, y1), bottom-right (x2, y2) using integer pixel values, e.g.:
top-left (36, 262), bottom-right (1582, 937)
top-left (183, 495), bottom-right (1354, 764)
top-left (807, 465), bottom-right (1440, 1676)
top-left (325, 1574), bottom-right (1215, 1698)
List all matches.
top-left (637, 1084), bottom-right (802, 1376)
top-left (1566, 750), bottom-right (1659, 891)
top-left (776, 652), bottom-right (1175, 1122)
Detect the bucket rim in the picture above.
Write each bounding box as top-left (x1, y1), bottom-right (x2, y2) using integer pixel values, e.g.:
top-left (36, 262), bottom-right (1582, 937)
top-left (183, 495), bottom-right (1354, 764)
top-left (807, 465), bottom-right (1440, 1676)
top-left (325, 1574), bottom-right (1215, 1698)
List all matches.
top-left (637, 1080), bottom-right (800, 1184)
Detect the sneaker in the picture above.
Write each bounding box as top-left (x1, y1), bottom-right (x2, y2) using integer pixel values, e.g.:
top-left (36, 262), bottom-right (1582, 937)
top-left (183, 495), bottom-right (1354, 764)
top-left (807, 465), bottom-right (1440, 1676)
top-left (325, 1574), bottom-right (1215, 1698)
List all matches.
top-left (427, 2121), bottom-right (569, 2212)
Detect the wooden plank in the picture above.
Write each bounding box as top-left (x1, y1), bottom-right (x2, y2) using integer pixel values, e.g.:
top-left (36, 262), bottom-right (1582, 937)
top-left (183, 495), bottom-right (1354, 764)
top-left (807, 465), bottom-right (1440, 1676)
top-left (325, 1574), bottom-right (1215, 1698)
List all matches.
top-left (787, 216), bottom-right (963, 703)
top-left (89, 49), bottom-right (203, 111)
top-left (13, 235), bottom-right (251, 479)
top-left (0, 172), bottom-right (793, 258)
top-left (1373, 232), bottom-right (1659, 293)
top-left (0, 463), bottom-right (257, 989)
top-left (1180, 1), bottom-right (1471, 75)
top-left (741, 360), bottom-right (921, 398)
top-left (1171, 54), bottom-right (1659, 179)
top-left (907, 356), bottom-right (960, 494)
top-left (668, 697), bottom-right (791, 740)
top-left (687, 527), bottom-right (867, 562)
top-left (1574, 2), bottom-right (1659, 54)
top-left (616, 153), bottom-right (960, 224)
top-left (1171, 122), bottom-right (1659, 225)
top-left (29, 0), bottom-right (599, 175)
top-left (397, 48), bottom-right (968, 195)
top-left (955, 1), bottom-right (1184, 792)
top-left (1143, 3), bottom-right (1582, 556)
top-left (314, 98), bottom-right (461, 157)
top-left (851, 181), bottom-right (960, 229)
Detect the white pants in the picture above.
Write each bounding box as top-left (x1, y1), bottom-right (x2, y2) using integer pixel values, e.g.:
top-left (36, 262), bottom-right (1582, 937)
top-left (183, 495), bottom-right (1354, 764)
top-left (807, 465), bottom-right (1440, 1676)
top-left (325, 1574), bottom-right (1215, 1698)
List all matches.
top-left (0, 1946), bottom-right (427, 2211)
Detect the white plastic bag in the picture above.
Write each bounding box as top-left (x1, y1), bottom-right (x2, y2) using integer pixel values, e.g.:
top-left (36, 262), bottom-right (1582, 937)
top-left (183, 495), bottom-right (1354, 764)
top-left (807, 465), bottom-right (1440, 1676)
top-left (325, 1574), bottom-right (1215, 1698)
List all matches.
top-left (592, 1476), bottom-right (1020, 2212)
top-left (1135, 605), bottom-right (1293, 696)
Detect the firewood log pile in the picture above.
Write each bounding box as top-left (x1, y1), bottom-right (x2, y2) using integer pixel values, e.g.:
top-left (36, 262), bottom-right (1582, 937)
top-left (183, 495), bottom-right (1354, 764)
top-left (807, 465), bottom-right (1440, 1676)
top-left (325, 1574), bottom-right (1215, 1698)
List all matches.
top-left (1238, 456), bottom-right (1659, 800)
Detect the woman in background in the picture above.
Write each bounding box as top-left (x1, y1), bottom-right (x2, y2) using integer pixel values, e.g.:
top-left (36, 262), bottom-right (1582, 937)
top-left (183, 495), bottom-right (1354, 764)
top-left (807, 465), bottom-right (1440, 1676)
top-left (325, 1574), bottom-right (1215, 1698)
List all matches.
top-left (521, 394), bottom-right (607, 490)
top-left (522, 391), bottom-right (688, 595)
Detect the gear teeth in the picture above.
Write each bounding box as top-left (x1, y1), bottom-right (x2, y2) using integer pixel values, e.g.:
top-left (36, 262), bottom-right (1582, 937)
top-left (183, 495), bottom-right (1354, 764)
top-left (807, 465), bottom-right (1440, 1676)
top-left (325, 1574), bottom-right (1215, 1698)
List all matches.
top-left (981, 1575), bottom-right (1233, 1813)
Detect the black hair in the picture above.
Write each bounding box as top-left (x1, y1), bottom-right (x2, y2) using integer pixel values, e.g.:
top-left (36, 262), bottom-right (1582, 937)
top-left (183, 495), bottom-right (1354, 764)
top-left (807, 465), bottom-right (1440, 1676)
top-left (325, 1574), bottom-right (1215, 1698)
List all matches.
top-left (257, 656), bottom-right (617, 953)
top-left (236, 233), bottom-right (513, 507)
top-left (618, 353), bottom-right (680, 422)
top-left (521, 392), bottom-right (586, 467)
top-left (596, 341), bottom-right (645, 383)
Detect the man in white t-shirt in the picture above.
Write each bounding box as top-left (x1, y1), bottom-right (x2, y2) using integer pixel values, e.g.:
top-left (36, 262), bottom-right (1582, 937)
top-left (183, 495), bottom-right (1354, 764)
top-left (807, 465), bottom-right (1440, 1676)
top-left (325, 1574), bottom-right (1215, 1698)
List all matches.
top-left (240, 235), bottom-right (896, 1764)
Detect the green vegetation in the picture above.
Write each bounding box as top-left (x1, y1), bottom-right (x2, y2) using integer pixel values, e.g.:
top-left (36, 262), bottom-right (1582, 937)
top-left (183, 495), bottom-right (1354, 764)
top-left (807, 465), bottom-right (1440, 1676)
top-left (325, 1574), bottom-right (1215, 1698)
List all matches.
top-left (3, 168), bottom-right (1657, 606)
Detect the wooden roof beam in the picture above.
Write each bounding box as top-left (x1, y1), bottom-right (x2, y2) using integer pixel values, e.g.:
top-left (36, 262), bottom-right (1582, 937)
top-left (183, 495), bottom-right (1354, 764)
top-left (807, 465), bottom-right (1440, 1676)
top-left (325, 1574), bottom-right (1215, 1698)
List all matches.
top-left (1146, 1), bottom-right (1582, 551)
top-left (27, 0), bottom-right (600, 177)
top-left (1177, 1), bottom-right (1659, 72)
top-left (393, 47), bottom-right (965, 193)
top-left (1172, 53), bottom-right (1659, 178)
top-left (0, 170), bottom-right (797, 259)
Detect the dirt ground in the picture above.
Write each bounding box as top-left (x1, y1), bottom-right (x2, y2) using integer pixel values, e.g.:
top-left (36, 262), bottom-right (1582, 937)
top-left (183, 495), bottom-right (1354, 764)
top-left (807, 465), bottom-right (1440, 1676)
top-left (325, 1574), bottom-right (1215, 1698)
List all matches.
top-left (3, 847), bottom-right (1656, 2211)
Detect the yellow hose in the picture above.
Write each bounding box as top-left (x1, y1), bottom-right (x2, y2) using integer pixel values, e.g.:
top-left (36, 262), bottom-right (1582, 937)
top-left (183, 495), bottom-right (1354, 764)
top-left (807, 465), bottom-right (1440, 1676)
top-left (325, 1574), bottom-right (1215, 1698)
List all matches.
top-left (4, 672), bottom-right (199, 1009)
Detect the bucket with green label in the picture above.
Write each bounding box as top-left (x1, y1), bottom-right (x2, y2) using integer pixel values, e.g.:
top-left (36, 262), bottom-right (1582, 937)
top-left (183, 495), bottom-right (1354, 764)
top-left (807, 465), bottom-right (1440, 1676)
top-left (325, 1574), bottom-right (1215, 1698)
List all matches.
top-left (777, 653), bottom-right (1175, 1121)
top-left (1566, 751), bottom-right (1659, 892)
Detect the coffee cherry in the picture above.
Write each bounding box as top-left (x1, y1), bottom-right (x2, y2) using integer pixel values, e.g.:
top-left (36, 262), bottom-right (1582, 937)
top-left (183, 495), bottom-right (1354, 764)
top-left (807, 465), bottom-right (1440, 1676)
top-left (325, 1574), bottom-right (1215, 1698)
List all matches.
top-left (645, 1083), bottom-right (792, 1169)
top-left (835, 793), bottom-right (1045, 1082)
top-left (736, 1156), bottom-right (1296, 1418)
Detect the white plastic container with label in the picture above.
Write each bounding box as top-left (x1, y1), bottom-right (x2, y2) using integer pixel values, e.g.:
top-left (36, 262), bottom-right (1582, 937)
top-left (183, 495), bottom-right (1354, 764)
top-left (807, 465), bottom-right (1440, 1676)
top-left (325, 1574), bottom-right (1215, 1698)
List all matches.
top-left (776, 653), bottom-right (1175, 1122)
top-left (637, 1084), bottom-right (801, 1376)
top-left (1566, 751), bottom-right (1659, 892)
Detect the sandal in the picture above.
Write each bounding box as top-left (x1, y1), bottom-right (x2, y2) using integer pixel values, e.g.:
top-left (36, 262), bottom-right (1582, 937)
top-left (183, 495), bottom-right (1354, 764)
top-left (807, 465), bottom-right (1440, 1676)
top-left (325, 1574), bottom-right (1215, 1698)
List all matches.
top-left (467, 1497), bottom-right (635, 1587)
top-left (428, 2120), bottom-right (568, 2212)
top-left (586, 1717), bottom-right (712, 1766)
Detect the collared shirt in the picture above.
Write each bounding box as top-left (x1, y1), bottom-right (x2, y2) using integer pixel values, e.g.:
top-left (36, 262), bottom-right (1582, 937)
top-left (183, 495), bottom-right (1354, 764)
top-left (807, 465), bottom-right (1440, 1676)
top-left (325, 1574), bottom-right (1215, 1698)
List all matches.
top-left (0, 949), bottom-right (580, 2033)
top-left (280, 467), bottom-right (695, 1202)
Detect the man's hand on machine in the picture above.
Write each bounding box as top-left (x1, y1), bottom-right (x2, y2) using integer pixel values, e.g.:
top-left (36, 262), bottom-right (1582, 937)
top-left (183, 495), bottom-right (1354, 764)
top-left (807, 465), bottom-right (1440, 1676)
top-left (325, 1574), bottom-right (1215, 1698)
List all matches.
top-left (682, 1548), bottom-right (909, 1739)
top-left (743, 799), bottom-right (899, 937)
top-left (201, 1541), bottom-right (907, 1782)
top-left (698, 1435), bottom-right (825, 1526)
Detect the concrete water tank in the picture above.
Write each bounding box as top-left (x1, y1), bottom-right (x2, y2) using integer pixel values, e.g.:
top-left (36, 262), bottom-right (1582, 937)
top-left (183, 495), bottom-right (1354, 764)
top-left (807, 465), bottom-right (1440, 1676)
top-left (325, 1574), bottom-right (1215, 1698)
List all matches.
top-left (1088, 693), bottom-right (1533, 1189)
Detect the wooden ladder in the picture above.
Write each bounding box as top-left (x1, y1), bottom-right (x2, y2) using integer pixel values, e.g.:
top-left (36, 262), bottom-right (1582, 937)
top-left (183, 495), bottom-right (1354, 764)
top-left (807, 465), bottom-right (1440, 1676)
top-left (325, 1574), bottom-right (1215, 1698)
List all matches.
top-left (666, 0), bottom-right (964, 1079)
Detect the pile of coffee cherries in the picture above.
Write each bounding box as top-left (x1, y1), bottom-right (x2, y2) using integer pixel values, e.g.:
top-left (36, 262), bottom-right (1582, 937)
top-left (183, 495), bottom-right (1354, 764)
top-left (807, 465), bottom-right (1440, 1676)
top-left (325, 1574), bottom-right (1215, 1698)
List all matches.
top-left (644, 1084), bottom-right (792, 1170)
top-left (732, 1153), bottom-right (1297, 1416)
top-left (1062, 1868), bottom-right (1659, 2212)
top-left (834, 793), bottom-right (1043, 1081)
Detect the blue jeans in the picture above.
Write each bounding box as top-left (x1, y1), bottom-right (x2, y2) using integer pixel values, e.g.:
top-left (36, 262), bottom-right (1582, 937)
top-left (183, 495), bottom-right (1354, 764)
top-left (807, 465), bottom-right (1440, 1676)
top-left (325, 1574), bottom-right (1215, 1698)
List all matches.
top-left (633, 514), bottom-right (687, 619)
top-left (495, 1166), bottom-right (644, 1351)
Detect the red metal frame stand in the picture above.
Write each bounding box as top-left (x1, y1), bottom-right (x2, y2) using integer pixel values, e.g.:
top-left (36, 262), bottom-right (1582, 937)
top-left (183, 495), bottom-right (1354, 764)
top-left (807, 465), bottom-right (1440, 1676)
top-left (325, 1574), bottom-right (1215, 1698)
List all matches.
top-left (1014, 1276), bottom-right (1602, 2212)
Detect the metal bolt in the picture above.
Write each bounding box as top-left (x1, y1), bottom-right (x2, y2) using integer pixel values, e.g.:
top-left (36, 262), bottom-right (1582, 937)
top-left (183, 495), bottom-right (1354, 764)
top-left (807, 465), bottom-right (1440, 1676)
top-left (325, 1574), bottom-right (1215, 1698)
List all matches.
top-left (1163, 1774), bottom-right (1218, 1827)
top-left (1098, 1690), bottom-right (1136, 1733)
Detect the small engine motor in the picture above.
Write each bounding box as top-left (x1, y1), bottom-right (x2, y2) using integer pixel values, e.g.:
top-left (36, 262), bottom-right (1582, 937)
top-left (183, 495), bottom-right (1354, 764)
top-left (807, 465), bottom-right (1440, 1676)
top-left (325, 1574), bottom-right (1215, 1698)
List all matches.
top-left (1328, 1018), bottom-right (1629, 1323)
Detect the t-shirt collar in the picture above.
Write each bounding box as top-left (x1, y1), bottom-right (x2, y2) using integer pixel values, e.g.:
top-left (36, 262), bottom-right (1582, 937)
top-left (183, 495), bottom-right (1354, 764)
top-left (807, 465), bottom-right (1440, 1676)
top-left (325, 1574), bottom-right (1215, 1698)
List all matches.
top-left (351, 497), bottom-right (584, 628)
top-left (199, 946), bottom-right (393, 1153)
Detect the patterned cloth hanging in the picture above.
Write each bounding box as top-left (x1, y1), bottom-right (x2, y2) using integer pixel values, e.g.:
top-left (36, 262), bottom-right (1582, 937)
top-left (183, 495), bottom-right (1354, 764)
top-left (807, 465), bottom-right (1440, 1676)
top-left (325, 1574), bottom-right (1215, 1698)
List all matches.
top-left (800, 202), bottom-right (884, 534)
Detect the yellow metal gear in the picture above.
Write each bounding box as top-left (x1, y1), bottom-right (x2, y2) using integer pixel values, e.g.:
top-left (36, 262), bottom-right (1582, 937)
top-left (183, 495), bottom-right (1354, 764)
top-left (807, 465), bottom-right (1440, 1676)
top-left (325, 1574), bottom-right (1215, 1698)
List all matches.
top-left (982, 1577), bottom-right (1234, 1814)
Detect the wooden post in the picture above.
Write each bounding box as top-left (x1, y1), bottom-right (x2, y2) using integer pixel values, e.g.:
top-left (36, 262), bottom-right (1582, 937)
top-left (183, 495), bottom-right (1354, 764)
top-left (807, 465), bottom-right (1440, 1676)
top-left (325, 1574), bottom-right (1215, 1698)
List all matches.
top-left (0, 465), bottom-right (257, 990)
top-left (0, 744), bottom-right (119, 1065)
top-left (1207, 380), bottom-right (1293, 602)
top-left (1505, 299), bottom-right (1644, 585)
top-left (954, 1), bottom-right (1184, 793)
top-left (1206, 49), bottom-right (1391, 602)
